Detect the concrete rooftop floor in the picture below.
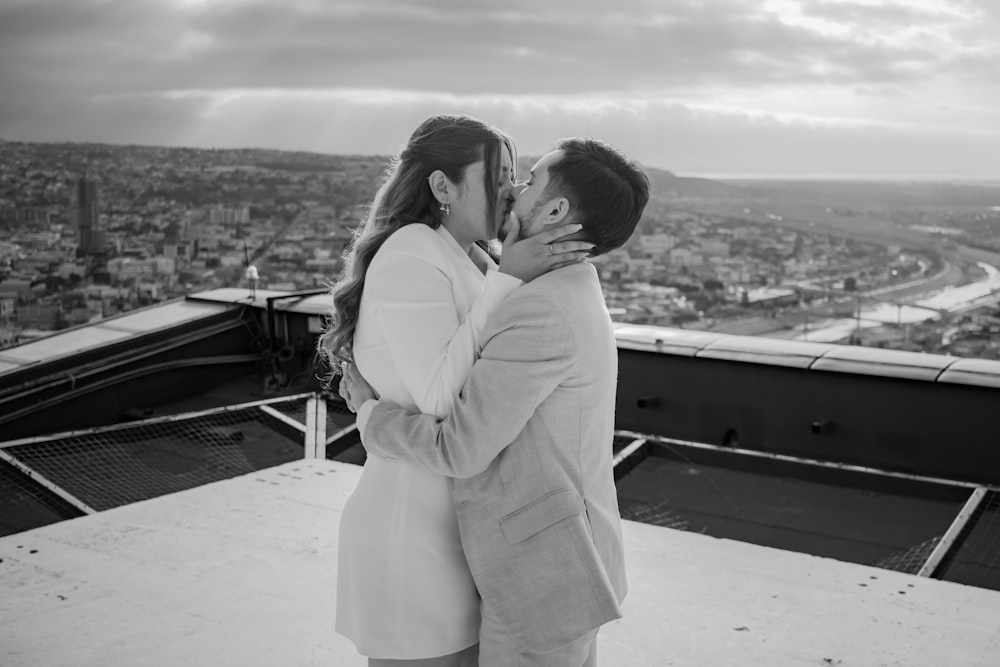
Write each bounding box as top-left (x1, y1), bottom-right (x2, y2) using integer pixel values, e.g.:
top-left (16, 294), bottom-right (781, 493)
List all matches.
top-left (2, 459), bottom-right (999, 667)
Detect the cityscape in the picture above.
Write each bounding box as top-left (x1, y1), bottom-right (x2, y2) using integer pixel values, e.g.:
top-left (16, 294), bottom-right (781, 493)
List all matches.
top-left (2, 138), bottom-right (1000, 360)
top-left (3, 1), bottom-right (1000, 664)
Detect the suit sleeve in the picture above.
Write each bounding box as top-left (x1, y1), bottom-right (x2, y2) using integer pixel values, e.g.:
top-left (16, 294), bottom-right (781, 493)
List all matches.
top-left (361, 288), bottom-right (576, 477)
top-left (365, 237), bottom-right (520, 418)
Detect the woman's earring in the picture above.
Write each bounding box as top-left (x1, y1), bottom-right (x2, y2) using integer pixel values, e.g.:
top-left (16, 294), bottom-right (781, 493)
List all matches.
top-left (440, 202), bottom-right (451, 216)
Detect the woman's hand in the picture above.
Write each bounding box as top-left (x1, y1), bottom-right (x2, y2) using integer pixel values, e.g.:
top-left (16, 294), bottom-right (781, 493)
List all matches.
top-left (498, 212), bottom-right (595, 282)
top-left (337, 361), bottom-right (379, 413)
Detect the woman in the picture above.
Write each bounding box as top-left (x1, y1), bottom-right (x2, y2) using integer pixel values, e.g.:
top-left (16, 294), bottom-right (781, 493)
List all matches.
top-left (319, 115), bottom-right (592, 666)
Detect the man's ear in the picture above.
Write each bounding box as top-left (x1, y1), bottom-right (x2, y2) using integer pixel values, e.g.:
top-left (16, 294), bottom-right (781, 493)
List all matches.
top-left (542, 197), bottom-right (571, 226)
top-left (427, 170), bottom-right (451, 206)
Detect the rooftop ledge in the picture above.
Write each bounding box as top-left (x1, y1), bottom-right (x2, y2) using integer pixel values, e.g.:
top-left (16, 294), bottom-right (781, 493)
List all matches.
top-left (612, 323), bottom-right (1000, 386)
top-left (2, 460), bottom-right (998, 666)
top-left (6, 289), bottom-right (1000, 388)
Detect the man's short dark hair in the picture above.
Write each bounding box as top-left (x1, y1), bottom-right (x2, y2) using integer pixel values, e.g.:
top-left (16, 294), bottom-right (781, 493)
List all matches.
top-left (544, 138), bottom-right (650, 256)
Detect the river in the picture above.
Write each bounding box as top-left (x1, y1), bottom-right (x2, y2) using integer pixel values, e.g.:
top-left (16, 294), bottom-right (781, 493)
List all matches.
top-left (796, 262), bottom-right (1000, 342)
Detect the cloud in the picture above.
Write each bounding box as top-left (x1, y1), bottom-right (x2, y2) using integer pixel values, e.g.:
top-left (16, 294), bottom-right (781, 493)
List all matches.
top-left (6, 86), bottom-right (994, 178)
top-left (2, 0), bottom-right (994, 98)
top-left (0, 0), bottom-right (997, 178)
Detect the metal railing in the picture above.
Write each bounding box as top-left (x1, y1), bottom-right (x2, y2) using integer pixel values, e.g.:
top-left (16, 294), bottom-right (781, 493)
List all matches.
top-left (2, 399), bottom-right (996, 593)
top-left (610, 428), bottom-right (1000, 591)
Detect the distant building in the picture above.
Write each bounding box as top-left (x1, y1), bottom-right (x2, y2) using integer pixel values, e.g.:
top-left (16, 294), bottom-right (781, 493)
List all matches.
top-left (741, 287), bottom-right (799, 308)
top-left (0, 280), bottom-right (34, 302)
top-left (15, 303), bottom-right (61, 330)
top-left (700, 239), bottom-right (730, 258)
top-left (106, 257), bottom-right (161, 281)
top-left (641, 233), bottom-right (679, 255)
top-left (21, 231), bottom-right (61, 248)
top-left (5, 207), bottom-right (51, 226)
top-left (208, 205), bottom-right (251, 225)
top-left (669, 247), bottom-right (704, 267)
top-left (153, 257), bottom-right (176, 275)
top-left (75, 177), bottom-right (107, 257)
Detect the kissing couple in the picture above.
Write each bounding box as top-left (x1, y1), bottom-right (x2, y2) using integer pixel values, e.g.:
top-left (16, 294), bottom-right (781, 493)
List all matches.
top-left (321, 113), bottom-right (649, 666)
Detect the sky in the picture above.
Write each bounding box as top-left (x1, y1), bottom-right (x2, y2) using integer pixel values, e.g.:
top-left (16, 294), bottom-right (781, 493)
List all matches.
top-left (1, 0), bottom-right (998, 180)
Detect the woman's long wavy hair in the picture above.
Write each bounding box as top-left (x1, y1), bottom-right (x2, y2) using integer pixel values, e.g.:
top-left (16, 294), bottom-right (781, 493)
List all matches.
top-left (317, 115), bottom-right (515, 382)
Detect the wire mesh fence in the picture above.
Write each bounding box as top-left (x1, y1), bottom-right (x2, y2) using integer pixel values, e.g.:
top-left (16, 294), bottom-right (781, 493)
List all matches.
top-left (869, 536), bottom-right (942, 575)
top-left (0, 395), bottom-right (312, 529)
top-left (0, 459), bottom-right (86, 538)
top-left (934, 489), bottom-right (1000, 591)
top-left (612, 434), bottom-right (638, 453)
top-left (325, 425), bottom-right (365, 466)
top-left (3, 404), bottom-right (998, 595)
top-left (263, 394), bottom-right (313, 425)
top-left (269, 391), bottom-right (356, 437)
top-left (610, 430), bottom-right (1000, 592)
top-left (618, 499), bottom-right (691, 531)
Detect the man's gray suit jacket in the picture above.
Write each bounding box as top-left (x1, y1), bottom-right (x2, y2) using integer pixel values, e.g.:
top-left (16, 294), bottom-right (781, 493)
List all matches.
top-left (360, 261), bottom-right (627, 653)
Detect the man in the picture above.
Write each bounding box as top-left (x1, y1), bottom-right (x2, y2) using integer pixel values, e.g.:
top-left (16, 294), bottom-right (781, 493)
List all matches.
top-left (340, 137), bottom-right (649, 665)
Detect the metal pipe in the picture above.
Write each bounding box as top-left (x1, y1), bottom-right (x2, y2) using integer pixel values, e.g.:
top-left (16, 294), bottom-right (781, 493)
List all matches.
top-left (612, 438), bottom-right (647, 468)
top-left (0, 354), bottom-right (265, 431)
top-left (325, 423), bottom-right (358, 447)
top-left (259, 404), bottom-right (308, 434)
top-left (0, 390), bottom-right (316, 449)
top-left (0, 318), bottom-right (246, 406)
top-left (917, 487), bottom-right (989, 578)
top-left (265, 289), bottom-right (329, 353)
top-left (0, 448), bottom-right (97, 514)
top-left (613, 428), bottom-right (1000, 492)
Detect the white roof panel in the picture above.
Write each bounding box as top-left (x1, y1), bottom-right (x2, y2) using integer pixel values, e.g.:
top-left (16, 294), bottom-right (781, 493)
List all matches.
top-left (0, 326), bottom-right (133, 363)
top-left (812, 345), bottom-right (953, 381)
top-left (936, 357), bottom-right (1000, 389)
top-left (2, 460), bottom-right (997, 667)
top-left (0, 358), bottom-right (23, 373)
top-left (698, 334), bottom-right (836, 369)
top-left (98, 300), bottom-right (230, 333)
top-left (613, 324), bottom-right (729, 357)
top-left (0, 298), bottom-right (236, 377)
